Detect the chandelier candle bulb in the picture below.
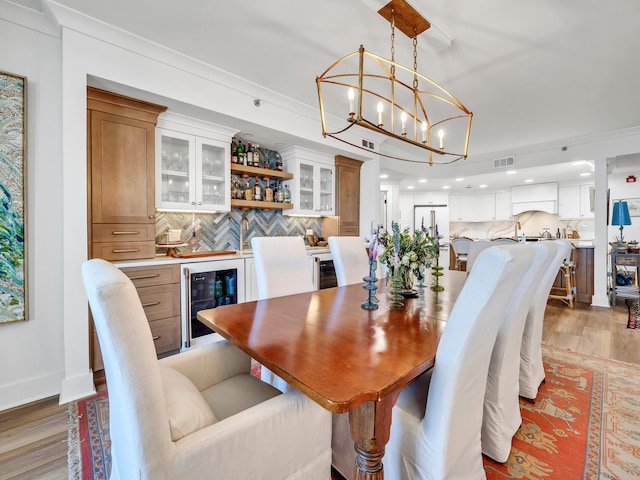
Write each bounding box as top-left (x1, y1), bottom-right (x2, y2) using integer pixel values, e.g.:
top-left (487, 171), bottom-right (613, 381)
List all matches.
top-left (421, 121), bottom-right (427, 142)
top-left (348, 88), bottom-right (355, 115)
top-left (438, 129), bottom-right (444, 150)
top-left (377, 101), bottom-right (384, 126)
top-left (401, 111), bottom-right (407, 136)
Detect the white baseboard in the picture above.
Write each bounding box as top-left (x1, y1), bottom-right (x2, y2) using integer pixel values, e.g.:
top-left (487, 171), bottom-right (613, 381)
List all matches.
top-left (59, 370), bottom-right (96, 405)
top-left (0, 371), bottom-right (65, 412)
top-left (591, 294), bottom-right (611, 308)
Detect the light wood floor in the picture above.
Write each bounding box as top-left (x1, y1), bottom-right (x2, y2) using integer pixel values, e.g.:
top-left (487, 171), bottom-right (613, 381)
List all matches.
top-left (1, 301), bottom-right (638, 480)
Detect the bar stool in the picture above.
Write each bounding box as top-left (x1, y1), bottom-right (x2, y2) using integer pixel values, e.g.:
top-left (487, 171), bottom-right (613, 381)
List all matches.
top-left (548, 240), bottom-right (576, 308)
top-left (451, 237), bottom-right (472, 271)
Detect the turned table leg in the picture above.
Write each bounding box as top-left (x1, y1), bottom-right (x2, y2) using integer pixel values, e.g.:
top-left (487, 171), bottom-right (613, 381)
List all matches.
top-left (349, 392), bottom-right (400, 480)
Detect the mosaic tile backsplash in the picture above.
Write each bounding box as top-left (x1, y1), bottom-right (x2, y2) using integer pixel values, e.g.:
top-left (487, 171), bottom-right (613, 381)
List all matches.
top-left (156, 209), bottom-right (322, 252)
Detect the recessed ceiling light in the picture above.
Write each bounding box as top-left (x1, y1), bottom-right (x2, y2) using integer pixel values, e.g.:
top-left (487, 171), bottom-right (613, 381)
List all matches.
top-left (407, 185), bottom-right (415, 189)
top-left (419, 179), bottom-right (427, 183)
top-left (479, 184), bottom-right (487, 188)
top-left (580, 172), bottom-right (591, 177)
top-left (243, 133), bottom-right (254, 138)
top-left (380, 174), bottom-right (388, 179)
top-left (455, 177), bottom-right (464, 182)
top-left (443, 185), bottom-right (450, 189)
top-left (525, 179), bottom-right (534, 183)
top-left (506, 170), bottom-right (517, 175)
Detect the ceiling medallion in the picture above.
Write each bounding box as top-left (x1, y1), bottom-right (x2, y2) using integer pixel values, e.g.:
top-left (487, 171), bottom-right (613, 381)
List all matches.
top-left (316, 0), bottom-right (473, 165)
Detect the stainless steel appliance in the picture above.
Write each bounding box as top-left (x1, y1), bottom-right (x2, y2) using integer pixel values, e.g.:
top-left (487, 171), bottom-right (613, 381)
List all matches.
top-left (181, 259), bottom-right (245, 349)
top-left (311, 252), bottom-right (337, 290)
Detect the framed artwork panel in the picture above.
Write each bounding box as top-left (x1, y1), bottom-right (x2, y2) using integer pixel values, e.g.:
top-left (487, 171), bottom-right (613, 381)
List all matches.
top-left (627, 198), bottom-right (640, 217)
top-left (0, 70), bottom-right (27, 324)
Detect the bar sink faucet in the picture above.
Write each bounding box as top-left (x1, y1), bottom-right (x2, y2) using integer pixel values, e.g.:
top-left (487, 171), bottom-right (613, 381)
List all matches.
top-left (239, 217), bottom-right (250, 253)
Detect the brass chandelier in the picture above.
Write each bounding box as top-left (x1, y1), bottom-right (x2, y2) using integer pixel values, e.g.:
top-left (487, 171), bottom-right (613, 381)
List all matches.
top-left (316, 0), bottom-right (472, 165)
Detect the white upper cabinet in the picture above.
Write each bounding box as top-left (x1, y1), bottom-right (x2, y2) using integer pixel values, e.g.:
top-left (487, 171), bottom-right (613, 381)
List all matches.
top-left (494, 191), bottom-right (512, 220)
top-left (511, 182), bottom-right (558, 215)
top-left (156, 113), bottom-right (237, 212)
top-left (281, 146), bottom-right (335, 216)
top-left (558, 184), bottom-right (594, 219)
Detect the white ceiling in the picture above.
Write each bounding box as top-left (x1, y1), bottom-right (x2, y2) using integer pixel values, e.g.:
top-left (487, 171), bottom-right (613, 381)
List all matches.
top-left (45, 0), bottom-right (640, 192)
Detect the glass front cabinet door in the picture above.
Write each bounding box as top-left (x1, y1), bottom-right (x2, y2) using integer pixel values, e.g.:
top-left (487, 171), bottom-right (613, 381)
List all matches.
top-left (281, 146), bottom-right (334, 216)
top-left (156, 114), bottom-right (236, 212)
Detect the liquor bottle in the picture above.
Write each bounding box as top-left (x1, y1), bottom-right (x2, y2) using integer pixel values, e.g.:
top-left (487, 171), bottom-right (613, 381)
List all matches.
top-left (244, 181), bottom-right (253, 200)
top-left (254, 144), bottom-right (263, 168)
top-left (231, 138), bottom-right (238, 164)
top-left (275, 182), bottom-right (284, 202)
top-left (283, 184), bottom-right (291, 203)
top-left (247, 143), bottom-right (254, 167)
top-left (236, 141), bottom-right (245, 166)
top-left (275, 152), bottom-right (283, 171)
top-left (253, 178), bottom-right (262, 201)
top-left (264, 181), bottom-right (274, 202)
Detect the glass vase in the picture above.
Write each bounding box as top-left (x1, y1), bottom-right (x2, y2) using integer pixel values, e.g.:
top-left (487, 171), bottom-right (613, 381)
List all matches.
top-left (388, 270), bottom-right (405, 308)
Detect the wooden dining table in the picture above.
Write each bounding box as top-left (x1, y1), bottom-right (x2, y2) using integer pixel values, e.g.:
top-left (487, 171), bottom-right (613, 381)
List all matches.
top-left (197, 270), bottom-right (467, 480)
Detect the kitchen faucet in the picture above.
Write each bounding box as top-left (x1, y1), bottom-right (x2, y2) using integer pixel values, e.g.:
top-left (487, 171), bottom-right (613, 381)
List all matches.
top-left (239, 217), bottom-right (250, 253)
top-left (515, 221), bottom-right (522, 239)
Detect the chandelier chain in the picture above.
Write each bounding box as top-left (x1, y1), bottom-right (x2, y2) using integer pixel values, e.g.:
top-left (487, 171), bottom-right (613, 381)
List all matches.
top-left (412, 31), bottom-right (418, 90)
top-left (390, 9), bottom-right (396, 75)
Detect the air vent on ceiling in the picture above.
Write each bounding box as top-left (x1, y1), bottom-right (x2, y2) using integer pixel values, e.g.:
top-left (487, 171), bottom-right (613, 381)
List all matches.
top-left (493, 156), bottom-right (515, 169)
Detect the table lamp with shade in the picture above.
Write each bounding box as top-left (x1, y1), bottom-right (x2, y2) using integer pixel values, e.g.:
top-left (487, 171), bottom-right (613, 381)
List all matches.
top-left (611, 200), bottom-right (632, 248)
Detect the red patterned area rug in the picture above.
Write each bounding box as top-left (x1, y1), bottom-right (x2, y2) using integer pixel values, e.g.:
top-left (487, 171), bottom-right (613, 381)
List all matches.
top-left (67, 347), bottom-right (640, 479)
top-left (484, 345), bottom-right (640, 480)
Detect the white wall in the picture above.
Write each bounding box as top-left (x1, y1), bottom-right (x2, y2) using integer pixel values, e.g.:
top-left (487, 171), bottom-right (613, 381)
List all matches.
top-left (0, 9), bottom-right (64, 409)
top-left (608, 172), bottom-right (640, 243)
top-left (50, 5), bottom-right (380, 404)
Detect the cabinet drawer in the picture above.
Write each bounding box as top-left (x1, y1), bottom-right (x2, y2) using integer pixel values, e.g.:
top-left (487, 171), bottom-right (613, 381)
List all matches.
top-left (137, 283), bottom-right (180, 321)
top-left (150, 315), bottom-right (181, 354)
top-left (121, 264), bottom-right (180, 288)
top-left (93, 241), bottom-right (156, 261)
top-left (93, 223), bottom-right (155, 243)
top-left (339, 225), bottom-right (359, 236)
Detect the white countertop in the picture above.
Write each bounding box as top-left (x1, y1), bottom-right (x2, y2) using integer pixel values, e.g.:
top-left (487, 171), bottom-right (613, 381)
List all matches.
top-left (112, 246), bottom-right (331, 268)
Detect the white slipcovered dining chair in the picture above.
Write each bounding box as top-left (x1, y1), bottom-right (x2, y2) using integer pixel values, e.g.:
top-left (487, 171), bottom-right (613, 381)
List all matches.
top-left (328, 236), bottom-right (370, 286)
top-left (519, 239), bottom-right (572, 400)
top-left (82, 258), bottom-right (331, 480)
top-left (251, 236), bottom-right (314, 299)
top-left (481, 242), bottom-right (557, 462)
top-left (466, 240), bottom-right (493, 272)
top-left (251, 236), bottom-right (315, 392)
top-left (332, 244), bottom-right (535, 480)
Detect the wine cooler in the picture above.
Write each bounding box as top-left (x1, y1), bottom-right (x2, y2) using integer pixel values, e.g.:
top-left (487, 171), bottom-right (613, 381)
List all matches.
top-left (181, 259), bottom-right (245, 349)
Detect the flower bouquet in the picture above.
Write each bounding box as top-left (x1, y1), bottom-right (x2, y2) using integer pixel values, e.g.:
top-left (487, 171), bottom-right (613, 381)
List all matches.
top-left (378, 222), bottom-right (438, 293)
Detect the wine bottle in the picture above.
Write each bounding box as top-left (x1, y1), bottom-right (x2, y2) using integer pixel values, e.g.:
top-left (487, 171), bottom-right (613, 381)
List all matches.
top-left (236, 141), bottom-right (245, 166)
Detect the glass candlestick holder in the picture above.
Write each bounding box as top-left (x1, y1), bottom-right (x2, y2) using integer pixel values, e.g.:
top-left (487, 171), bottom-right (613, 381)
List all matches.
top-left (388, 269), bottom-right (405, 308)
top-left (361, 260), bottom-right (379, 310)
top-left (430, 254), bottom-right (444, 292)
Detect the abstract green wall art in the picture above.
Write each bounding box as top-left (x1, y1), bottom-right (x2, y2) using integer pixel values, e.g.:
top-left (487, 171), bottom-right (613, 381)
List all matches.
top-left (0, 70), bottom-right (26, 324)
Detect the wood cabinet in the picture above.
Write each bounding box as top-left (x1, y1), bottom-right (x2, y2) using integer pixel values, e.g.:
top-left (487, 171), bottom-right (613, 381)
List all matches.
top-left (87, 87), bottom-right (166, 260)
top-left (333, 156), bottom-right (363, 235)
top-left (91, 264), bottom-right (181, 371)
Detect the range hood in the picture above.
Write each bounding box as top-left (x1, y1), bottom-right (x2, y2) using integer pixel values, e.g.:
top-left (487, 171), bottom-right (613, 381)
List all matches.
top-left (512, 201), bottom-right (557, 215)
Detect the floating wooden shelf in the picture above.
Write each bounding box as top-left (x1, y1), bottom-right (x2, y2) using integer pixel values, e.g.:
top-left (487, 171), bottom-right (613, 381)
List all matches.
top-left (230, 199), bottom-right (294, 211)
top-left (231, 164), bottom-right (293, 180)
